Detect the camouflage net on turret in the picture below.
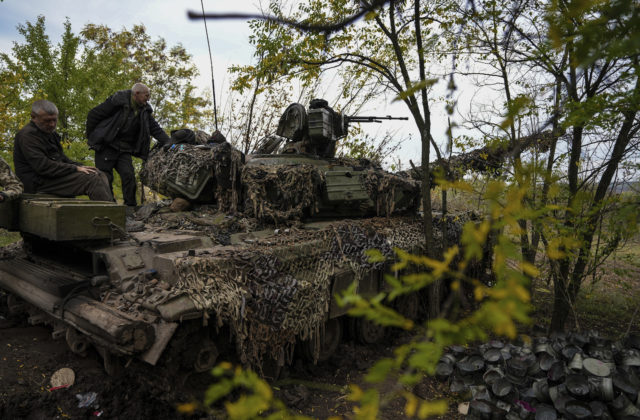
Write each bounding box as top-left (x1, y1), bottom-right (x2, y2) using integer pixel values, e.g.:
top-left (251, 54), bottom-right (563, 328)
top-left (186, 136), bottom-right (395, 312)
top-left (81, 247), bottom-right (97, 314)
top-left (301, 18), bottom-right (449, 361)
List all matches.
top-left (169, 217), bottom-right (428, 371)
top-left (242, 164), bottom-right (325, 223)
top-left (242, 160), bottom-right (420, 224)
top-left (363, 169), bottom-right (421, 216)
top-left (141, 143), bottom-right (243, 211)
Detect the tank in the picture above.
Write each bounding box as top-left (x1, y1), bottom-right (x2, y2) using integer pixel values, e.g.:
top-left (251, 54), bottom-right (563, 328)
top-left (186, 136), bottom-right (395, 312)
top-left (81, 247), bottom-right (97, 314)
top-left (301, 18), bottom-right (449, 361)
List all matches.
top-left (0, 99), bottom-right (463, 377)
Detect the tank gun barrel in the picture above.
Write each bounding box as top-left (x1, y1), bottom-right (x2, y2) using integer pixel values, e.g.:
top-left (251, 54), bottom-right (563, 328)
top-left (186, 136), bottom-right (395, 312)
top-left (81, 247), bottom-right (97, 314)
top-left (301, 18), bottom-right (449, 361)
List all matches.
top-left (345, 115), bottom-right (409, 123)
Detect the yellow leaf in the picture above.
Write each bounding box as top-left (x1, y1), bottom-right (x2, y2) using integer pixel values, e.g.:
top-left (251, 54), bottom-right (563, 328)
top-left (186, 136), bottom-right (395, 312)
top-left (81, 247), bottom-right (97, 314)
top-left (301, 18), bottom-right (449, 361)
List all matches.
top-left (177, 403), bottom-right (197, 414)
top-left (218, 361), bottom-right (232, 370)
top-left (417, 400), bottom-right (448, 418)
top-left (520, 262), bottom-right (540, 277)
top-left (513, 285), bottom-right (531, 303)
top-left (349, 384), bottom-right (363, 402)
top-left (254, 379), bottom-right (273, 400)
top-left (405, 393), bottom-right (418, 417)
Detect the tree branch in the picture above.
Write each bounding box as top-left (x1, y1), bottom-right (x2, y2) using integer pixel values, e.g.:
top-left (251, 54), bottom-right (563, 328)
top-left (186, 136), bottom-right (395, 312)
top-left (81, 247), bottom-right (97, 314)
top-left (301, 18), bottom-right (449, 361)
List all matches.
top-left (187, 0), bottom-right (391, 34)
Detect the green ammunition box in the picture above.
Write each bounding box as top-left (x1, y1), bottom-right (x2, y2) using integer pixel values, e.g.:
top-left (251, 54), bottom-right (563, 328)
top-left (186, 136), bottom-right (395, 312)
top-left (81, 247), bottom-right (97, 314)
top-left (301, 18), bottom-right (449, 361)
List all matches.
top-left (166, 167), bottom-right (212, 200)
top-left (19, 198), bottom-right (126, 241)
top-left (324, 170), bottom-right (369, 202)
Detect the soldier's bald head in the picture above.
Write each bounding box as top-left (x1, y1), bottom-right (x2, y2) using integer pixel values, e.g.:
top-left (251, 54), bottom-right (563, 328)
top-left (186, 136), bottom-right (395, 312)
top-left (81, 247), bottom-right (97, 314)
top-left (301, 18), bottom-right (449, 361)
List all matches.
top-left (132, 83), bottom-right (151, 106)
top-left (132, 83), bottom-right (150, 94)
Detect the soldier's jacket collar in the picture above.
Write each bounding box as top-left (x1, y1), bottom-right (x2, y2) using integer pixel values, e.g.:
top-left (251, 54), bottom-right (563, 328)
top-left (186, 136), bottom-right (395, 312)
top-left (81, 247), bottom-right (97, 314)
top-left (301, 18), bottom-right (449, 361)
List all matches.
top-left (28, 121), bottom-right (59, 138)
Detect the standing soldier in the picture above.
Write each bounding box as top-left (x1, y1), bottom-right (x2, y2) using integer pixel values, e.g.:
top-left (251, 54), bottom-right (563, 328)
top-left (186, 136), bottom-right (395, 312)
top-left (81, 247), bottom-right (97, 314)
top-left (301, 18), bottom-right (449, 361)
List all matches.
top-left (86, 83), bottom-right (171, 207)
top-left (0, 157), bottom-right (23, 202)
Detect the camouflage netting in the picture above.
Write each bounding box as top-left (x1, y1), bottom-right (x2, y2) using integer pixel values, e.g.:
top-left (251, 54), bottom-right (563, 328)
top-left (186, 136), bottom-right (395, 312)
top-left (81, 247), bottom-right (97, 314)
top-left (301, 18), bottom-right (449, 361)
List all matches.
top-left (363, 169), bottom-right (421, 216)
top-left (0, 241), bottom-right (23, 260)
top-left (169, 217), bottom-right (428, 371)
top-left (143, 207), bottom-right (249, 245)
top-left (401, 130), bottom-right (559, 182)
top-left (140, 143), bottom-right (243, 211)
top-left (242, 164), bottom-right (325, 223)
top-left (242, 158), bottom-right (420, 224)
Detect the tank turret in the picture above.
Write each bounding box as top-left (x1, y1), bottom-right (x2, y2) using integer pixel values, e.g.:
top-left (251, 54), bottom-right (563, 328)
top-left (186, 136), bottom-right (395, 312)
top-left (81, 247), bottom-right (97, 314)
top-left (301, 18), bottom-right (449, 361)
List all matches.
top-left (141, 99), bottom-right (417, 222)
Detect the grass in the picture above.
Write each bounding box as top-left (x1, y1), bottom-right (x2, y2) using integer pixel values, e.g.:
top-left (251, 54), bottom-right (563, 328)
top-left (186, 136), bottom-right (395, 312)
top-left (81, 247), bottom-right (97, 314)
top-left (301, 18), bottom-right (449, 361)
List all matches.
top-left (0, 229), bottom-right (21, 247)
top-left (530, 234), bottom-right (640, 338)
top-left (432, 183), bottom-right (640, 337)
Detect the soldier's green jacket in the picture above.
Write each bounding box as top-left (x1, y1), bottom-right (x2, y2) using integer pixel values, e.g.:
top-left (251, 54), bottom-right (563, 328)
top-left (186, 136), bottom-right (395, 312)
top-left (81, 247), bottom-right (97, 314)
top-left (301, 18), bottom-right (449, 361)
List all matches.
top-left (0, 157), bottom-right (23, 200)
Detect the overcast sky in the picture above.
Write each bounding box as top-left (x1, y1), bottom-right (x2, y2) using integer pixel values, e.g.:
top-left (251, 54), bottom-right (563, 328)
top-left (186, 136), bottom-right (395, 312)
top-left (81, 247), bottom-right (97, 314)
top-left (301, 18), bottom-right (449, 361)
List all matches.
top-left (0, 0), bottom-right (261, 99)
top-left (0, 0), bottom-right (465, 166)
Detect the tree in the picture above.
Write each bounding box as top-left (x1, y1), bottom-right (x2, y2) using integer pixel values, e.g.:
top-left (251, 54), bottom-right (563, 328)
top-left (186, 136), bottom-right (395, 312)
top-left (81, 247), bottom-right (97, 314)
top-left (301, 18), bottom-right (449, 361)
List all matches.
top-left (0, 16), bottom-right (214, 167)
top-left (183, 0), bottom-right (638, 417)
top-left (452, 0), bottom-right (640, 331)
top-left (541, 0), bottom-right (640, 331)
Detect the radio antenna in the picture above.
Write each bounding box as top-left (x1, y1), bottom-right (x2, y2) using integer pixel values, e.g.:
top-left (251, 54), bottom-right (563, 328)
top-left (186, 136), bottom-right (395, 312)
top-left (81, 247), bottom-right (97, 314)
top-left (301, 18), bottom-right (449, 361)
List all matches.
top-left (200, 0), bottom-right (219, 131)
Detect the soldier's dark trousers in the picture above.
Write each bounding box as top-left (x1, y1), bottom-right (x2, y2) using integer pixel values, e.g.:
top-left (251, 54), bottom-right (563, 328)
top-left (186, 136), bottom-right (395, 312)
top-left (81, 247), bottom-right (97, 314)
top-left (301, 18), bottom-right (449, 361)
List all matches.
top-left (95, 149), bottom-right (137, 206)
top-left (36, 171), bottom-right (113, 201)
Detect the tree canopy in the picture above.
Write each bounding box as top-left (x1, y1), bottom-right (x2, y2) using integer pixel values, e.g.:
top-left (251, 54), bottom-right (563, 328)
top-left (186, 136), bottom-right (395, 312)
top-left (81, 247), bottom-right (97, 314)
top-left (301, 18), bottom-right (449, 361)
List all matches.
top-left (0, 16), bottom-right (214, 164)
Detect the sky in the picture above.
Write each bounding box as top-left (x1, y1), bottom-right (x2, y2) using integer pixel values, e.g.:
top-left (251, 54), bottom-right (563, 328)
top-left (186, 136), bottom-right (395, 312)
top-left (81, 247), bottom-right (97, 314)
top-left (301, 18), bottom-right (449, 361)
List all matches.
top-left (0, 0), bottom-right (464, 167)
top-left (0, 0), bottom-right (258, 99)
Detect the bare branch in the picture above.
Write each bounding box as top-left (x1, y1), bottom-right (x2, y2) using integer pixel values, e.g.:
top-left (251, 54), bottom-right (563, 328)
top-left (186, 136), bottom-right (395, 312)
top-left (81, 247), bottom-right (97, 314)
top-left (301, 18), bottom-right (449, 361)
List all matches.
top-left (187, 0), bottom-right (391, 34)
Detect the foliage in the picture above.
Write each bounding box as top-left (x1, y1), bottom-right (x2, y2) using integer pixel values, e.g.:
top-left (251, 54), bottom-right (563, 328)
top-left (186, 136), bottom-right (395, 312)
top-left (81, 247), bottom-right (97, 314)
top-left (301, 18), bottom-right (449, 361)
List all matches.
top-left (232, 0), bottom-right (443, 254)
top-left (451, 0), bottom-right (640, 330)
top-left (0, 16), bottom-right (213, 200)
top-left (191, 170), bottom-right (636, 419)
top-left (0, 229), bottom-right (20, 247)
top-left (339, 128), bottom-right (405, 169)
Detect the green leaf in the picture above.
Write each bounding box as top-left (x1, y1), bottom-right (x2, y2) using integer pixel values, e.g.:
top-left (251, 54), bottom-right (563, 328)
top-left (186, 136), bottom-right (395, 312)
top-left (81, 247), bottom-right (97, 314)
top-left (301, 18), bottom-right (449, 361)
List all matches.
top-left (365, 358), bottom-right (396, 383)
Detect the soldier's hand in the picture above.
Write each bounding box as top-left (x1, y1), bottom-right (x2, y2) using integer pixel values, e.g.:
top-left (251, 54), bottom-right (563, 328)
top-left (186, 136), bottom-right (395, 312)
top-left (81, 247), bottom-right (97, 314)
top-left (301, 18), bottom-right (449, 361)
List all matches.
top-left (77, 166), bottom-right (99, 175)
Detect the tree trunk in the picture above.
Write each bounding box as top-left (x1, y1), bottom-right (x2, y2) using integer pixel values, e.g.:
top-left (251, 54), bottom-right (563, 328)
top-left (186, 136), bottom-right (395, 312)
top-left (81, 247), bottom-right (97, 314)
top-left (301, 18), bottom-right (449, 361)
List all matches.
top-left (549, 74), bottom-right (639, 332)
top-left (549, 276), bottom-right (571, 331)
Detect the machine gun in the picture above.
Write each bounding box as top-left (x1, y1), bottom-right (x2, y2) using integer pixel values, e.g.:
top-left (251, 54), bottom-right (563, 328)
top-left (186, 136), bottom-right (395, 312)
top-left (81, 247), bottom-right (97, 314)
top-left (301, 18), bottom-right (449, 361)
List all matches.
top-left (344, 115), bottom-right (409, 124)
top-left (274, 98), bottom-right (408, 158)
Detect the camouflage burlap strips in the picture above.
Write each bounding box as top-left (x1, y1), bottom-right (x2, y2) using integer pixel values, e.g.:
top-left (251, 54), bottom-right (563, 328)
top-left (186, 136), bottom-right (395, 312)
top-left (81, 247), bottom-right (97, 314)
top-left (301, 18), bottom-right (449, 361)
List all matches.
top-left (141, 143), bottom-right (243, 211)
top-left (171, 217), bottom-right (426, 371)
top-left (242, 164), bottom-right (324, 223)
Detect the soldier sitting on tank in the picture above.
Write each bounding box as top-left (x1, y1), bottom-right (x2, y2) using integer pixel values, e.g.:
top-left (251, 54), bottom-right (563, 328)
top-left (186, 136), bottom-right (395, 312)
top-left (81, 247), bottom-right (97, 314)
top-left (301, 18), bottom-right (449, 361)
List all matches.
top-left (13, 100), bottom-right (113, 201)
top-left (0, 156), bottom-right (23, 202)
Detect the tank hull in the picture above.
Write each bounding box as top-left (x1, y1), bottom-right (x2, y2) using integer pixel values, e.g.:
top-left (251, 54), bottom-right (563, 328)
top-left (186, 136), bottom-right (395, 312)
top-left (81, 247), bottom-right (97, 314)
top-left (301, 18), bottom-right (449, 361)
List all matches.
top-left (0, 196), bottom-right (444, 375)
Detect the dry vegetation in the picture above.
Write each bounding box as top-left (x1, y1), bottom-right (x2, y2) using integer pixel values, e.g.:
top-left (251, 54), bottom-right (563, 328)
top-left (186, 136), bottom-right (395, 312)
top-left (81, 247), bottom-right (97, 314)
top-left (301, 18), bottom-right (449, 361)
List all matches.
top-left (531, 236), bottom-right (640, 337)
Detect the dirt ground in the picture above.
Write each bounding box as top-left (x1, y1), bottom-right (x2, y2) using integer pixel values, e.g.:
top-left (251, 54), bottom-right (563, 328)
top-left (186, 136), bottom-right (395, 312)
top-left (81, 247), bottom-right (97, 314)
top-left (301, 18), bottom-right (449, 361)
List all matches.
top-left (0, 317), bottom-right (463, 420)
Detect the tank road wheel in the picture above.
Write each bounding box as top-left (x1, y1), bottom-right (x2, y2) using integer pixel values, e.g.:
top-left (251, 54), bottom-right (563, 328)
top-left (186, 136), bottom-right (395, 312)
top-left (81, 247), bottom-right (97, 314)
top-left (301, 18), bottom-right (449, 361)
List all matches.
top-left (349, 317), bottom-right (386, 345)
top-left (65, 328), bottom-right (89, 356)
top-left (193, 339), bottom-right (219, 373)
top-left (300, 317), bottom-right (343, 363)
top-left (97, 347), bottom-right (123, 377)
top-left (261, 356), bottom-right (283, 382)
top-left (319, 318), bottom-right (343, 361)
top-left (6, 294), bottom-right (26, 316)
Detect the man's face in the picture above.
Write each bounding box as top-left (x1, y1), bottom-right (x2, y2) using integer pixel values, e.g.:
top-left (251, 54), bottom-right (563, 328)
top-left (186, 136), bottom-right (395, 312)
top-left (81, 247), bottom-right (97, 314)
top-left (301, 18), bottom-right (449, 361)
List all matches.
top-left (32, 111), bottom-right (58, 133)
top-left (133, 89), bottom-right (150, 106)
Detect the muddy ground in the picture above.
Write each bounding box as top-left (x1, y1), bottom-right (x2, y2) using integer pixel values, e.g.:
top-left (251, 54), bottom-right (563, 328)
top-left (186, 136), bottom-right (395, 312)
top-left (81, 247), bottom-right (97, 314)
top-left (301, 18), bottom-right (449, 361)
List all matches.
top-left (0, 317), bottom-right (462, 420)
